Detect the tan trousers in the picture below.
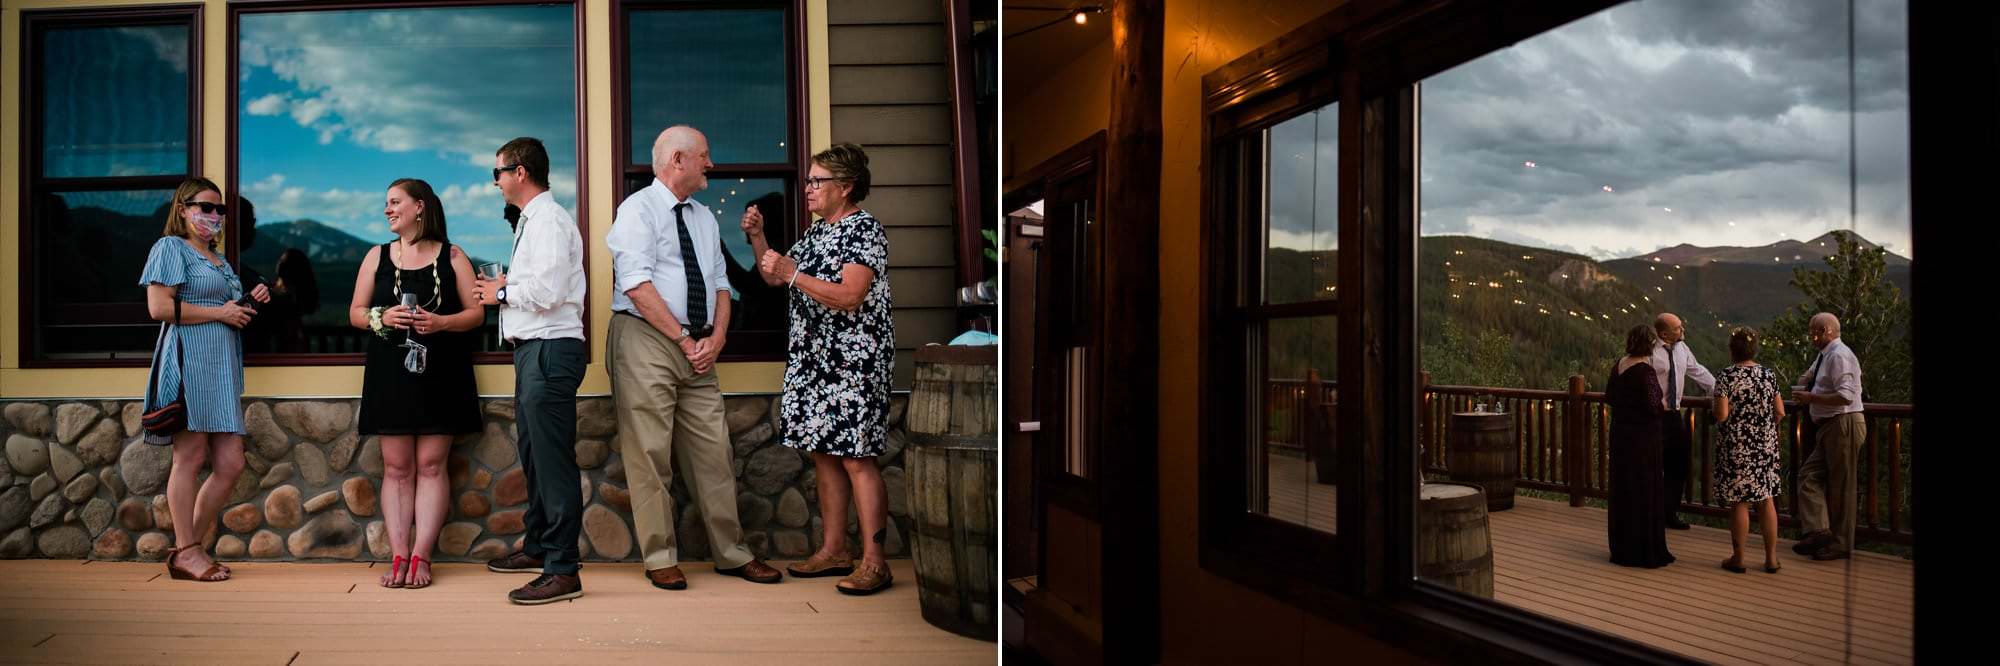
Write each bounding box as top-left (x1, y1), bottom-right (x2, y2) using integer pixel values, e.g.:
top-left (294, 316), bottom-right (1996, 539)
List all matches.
top-left (1798, 412), bottom-right (1867, 554)
top-left (608, 314), bottom-right (754, 570)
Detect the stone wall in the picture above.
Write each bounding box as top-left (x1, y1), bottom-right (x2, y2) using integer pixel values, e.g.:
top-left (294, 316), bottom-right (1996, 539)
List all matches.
top-left (0, 395), bottom-right (914, 563)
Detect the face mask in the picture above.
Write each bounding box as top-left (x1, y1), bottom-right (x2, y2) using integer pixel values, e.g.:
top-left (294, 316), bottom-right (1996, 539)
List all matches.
top-left (190, 212), bottom-right (223, 238)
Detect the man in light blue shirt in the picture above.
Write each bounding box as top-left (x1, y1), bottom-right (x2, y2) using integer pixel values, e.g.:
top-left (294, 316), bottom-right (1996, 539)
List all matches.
top-left (604, 125), bottom-right (780, 590)
top-left (1790, 313), bottom-right (1867, 560)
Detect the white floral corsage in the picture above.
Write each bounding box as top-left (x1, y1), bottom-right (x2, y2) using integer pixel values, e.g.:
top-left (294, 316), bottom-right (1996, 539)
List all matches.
top-left (367, 306), bottom-right (395, 339)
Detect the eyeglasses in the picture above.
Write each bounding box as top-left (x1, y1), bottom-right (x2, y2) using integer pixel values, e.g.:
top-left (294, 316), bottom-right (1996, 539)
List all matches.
top-left (182, 201), bottom-right (229, 216)
top-left (492, 164), bottom-right (522, 181)
top-left (804, 176), bottom-right (851, 191)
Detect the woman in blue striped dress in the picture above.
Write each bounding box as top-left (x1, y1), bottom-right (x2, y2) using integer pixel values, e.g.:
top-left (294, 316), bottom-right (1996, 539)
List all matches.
top-left (140, 177), bottom-right (269, 582)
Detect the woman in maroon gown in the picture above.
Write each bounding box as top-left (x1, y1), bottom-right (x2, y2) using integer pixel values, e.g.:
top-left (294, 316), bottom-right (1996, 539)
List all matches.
top-left (1606, 325), bottom-right (1675, 568)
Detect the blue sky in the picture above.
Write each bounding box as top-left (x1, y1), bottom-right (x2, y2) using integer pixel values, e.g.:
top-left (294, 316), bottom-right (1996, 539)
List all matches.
top-left (236, 5), bottom-right (579, 268)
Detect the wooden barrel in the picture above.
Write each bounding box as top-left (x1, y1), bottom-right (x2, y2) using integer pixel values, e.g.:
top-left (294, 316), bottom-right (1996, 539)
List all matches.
top-left (1418, 482), bottom-right (1494, 598)
top-left (1447, 412), bottom-right (1516, 511)
top-left (906, 345), bottom-right (998, 642)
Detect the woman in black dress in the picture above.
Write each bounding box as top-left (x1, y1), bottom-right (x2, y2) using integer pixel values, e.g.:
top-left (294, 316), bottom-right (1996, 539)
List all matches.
top-left (349, 178), bottom-right (483, 588)
top-left (1607, 325), bottom-right (1675, 568)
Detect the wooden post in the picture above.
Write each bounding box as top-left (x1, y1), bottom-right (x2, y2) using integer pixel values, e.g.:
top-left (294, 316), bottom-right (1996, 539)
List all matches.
top-left (1096, 0), bottom-right (1163, 659)
top-left (1566, 375), bottom-right (1588, 507)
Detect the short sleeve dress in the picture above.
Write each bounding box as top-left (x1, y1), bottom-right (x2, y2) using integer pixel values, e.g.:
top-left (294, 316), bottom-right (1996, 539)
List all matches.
top-left (777, 210), bottom-right (896, 458)
top-left (139, 236), bottom-right (246, 441)
top-left (1714, 364), bottom-right (1783, 504)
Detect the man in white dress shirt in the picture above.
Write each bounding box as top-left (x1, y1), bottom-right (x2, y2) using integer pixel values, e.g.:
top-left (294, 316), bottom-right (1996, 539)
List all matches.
top-left (605, 126), bottom-right (781, 591)
top-left (1653, 313), bottom-right (1714, 530)
top-left (472, 137), bottom-right (591, 604)
top-left (1790, 313), bottom-right (1867, 561)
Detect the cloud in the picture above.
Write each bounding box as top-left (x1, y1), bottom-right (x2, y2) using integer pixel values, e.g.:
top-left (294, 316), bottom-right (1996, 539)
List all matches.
top-left (1415, 0), bottom-right (1912, 258)
top-left (238, 5), bottom-right (579, 171)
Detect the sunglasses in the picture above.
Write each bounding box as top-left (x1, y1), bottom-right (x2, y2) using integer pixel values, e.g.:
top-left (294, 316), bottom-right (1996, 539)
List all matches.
top-left (492, 164), bottom-right (522, 181)
top-left (182, 201), bottom-right (229, 216)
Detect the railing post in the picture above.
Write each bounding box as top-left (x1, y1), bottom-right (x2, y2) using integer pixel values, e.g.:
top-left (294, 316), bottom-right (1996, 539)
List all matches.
top-left (1566, 374), bottom-right (1587, 507)
top-left (1420, 371), bottom-right (1432, 472)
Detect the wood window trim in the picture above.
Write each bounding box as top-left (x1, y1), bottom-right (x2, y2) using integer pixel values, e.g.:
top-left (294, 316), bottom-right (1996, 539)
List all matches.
top-left (1197, 1), bottom-right (1715, 664)
top-left (1002, 131), bottom-right (1105, 524)
top-left (610, 0), bottom-right (806, 363)
top-left (224, 0), bottom-right (592, 367)
top-left (17, 4), bottom-right (205, 369)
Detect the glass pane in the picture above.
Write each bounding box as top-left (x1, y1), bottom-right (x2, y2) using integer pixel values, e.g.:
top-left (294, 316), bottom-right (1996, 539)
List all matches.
top-left (1263, 102), bottom-right (1338, 305)
top-left (717, 177), bottom-right (792, 333)
top-left (628, 9), bottom-right (790, 165)
top-left (1254, 315), bottom-right (1336, 534)
top-left (237, 5), bottom-right (579, 354)
top-left (34, 189), bottom-right (178, 360)
top-left (40, 25), bottom-right (190, 178)
top-left (1415, 1), bottom-right (1912, 662)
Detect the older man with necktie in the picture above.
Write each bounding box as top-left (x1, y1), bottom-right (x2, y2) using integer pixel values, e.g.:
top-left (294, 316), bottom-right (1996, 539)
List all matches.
top-left (1790, 312), bottom-right (1867, 561)
top-left (605, 125), bottom-right (782, 590)
top-left (1652, 313), bottom-right (1714, 530)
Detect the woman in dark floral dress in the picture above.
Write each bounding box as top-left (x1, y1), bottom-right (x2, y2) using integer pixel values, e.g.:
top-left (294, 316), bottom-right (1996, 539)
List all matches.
top-left (1607, 325), bottom-right (1675, 568)
top-left (1712, 327), bottom-right (1785, 574)
top-left (744, 144), bottom-right (897, 595)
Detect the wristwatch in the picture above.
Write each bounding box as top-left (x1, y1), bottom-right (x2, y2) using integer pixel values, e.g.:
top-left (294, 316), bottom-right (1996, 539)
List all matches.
top-left (495, 286), bottom-right (508, 304)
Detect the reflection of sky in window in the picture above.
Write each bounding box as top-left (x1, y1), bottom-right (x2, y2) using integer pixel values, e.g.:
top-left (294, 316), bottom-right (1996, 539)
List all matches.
top-left (237, 5), bottom-right (578, 270)
top-left (1265, 105), bottom-right (1338, 254)
top-left (42, 26), bottom-right (189, 178)
top-left (1417, 0), bottom-right (1910, 260)
top-left (628, 9), bottom-right (788, 165)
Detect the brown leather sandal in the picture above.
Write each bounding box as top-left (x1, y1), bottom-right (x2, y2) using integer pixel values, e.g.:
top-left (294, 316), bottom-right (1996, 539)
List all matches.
top-left (835, 560), bottom-right (893, 596)
top-left (166, 546), bottom-right (229, 582)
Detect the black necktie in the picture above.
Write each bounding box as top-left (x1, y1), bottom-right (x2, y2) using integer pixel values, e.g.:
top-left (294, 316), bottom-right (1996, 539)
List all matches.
top-left (673, 203), bottom-right (707, 329)
top-left (1804, 351), bottom-right (1825, 392)
top-left (1666, 341), bottom-right (1679, 408)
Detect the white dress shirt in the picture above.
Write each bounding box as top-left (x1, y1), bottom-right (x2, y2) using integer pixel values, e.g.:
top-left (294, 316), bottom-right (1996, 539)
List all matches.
top-left (606, 178), bottom-right (729, 327)
top-left (501, 190), bottom-right (586, 342)
top-left (1651, 339), bottom-right (1715, 410)
top-left (1799, 338), bottom-right (1865, 420)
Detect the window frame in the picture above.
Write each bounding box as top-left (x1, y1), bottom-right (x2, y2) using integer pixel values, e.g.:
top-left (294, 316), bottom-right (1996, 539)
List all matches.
top-left (17, 4), bottom-right (204, 369)
top-left (224, 0), bottom-right (591, 367)
top-left (610, 0), bottom-right (808, 362)
top-left (1197, 1), bottom-right (1723, 663)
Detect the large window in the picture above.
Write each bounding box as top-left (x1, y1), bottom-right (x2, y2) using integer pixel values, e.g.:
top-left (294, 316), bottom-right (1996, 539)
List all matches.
top-left (19, 8), bottom-right (200, 365)
top-left (232, 3), bottom-right (582, 360)
top-left (1201, 0), bottom-right (1917, 662)
top-left (1413, 3), bottom-right (1914, 662)
top-left (616, 0), bottom-right (804, 360)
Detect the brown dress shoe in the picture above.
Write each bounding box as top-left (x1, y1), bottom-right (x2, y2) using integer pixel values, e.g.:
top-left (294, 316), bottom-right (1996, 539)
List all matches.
top-left (835, 560), bottom-right (894, 596)
top-left (786, 552), bottom-right (855, 578)
top-left (646, 566), bottom-right (688, 590)
top-left (487, 550), bottom-right (544, 574)
top-left (717, 558), bottom-right (783, 584)
top-left (508, 573), bottom-right (583, 605)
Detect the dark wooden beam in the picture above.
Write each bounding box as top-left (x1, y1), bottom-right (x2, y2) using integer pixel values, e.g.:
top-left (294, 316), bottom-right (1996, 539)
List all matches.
top-left (1097, 0), bottom-right (1164, 661)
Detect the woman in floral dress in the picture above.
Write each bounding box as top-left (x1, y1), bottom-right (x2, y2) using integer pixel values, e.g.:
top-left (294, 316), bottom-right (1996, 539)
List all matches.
top-left (1713, 327), bottom-right (1786, 574)
top-left (743, 143), bottom-right (897, 595)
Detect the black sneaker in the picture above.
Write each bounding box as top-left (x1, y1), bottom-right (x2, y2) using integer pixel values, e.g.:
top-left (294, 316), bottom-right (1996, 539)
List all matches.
top-left (508, 573), bottom-right (583, 605)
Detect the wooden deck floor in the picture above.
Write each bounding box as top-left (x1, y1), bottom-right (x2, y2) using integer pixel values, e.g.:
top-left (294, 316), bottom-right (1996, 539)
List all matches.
top-left (0, 559), bottom-right (994, 665)
top-left (1266, 454), bottom-right (1914, 665)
